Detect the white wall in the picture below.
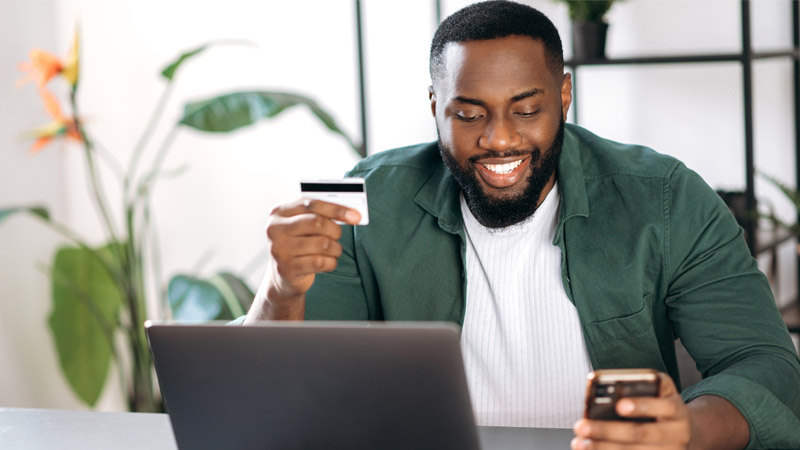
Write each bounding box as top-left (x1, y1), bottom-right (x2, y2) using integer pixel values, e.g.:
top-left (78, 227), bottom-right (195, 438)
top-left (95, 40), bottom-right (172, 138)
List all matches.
top-left (0, 0), bottom-right (797, 410)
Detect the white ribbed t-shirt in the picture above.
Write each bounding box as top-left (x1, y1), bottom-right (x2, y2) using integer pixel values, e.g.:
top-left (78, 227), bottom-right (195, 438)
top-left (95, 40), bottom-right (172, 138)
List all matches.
top-left (459, 184), bottom-right (593, 428)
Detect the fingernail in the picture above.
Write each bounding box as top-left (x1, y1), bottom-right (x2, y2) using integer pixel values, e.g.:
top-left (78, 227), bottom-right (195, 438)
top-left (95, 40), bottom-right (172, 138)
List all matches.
top-left (570, 437), bottom-right (590, 450)
top-left (618, 399), bottom-right (635, 414)
top-left (345, 210), bottom-right (360, 223)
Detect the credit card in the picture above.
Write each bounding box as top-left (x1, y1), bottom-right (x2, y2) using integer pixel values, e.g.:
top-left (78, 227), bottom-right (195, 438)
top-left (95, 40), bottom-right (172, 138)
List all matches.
top-left (300, 178), bottom-right (369, 225)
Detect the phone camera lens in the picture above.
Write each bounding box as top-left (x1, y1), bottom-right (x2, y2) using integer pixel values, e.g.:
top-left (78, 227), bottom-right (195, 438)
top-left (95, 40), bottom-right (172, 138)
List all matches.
top-left (595, 386), bottom-right (607, 396)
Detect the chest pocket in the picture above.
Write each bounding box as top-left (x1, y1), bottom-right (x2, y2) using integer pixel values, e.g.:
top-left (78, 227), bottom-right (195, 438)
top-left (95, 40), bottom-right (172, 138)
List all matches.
top-left (583, 294), bottom-right (666, 371)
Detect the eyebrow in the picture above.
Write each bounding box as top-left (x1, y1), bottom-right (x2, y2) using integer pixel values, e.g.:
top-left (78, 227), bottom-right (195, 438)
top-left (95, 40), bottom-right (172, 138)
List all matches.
top-left (511, 89), bottom-right (543, 102)
top-left (453, 89), bottom-right (543, 106)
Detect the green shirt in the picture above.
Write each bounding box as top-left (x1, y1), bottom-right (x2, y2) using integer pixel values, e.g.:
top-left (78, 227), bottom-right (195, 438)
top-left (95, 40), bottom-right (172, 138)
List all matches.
top-left (260, 124), bottom-right (800, 448)
top-left (294, 125), bottom-right (800, 448)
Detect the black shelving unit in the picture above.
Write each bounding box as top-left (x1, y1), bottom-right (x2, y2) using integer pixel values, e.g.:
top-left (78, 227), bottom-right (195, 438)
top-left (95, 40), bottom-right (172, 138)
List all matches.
top-left (567, 0), bottom-right (799, 257)
top-left (566, 0), bottom-right (800, 332)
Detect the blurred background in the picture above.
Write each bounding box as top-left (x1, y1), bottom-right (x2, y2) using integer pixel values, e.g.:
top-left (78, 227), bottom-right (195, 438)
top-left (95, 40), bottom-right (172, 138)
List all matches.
top-left (1, 0), bottom-right (797, 411)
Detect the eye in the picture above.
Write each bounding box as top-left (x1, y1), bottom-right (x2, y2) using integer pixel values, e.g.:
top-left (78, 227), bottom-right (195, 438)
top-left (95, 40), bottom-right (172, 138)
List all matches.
top-left (515, 109), bottom-right (541, 118)
top-left (455, 111), bottom-right (485, 122)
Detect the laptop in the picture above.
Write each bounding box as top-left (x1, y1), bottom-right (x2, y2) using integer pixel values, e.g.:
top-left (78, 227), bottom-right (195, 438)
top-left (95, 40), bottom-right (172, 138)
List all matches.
top-left (146, 321), bottom-right (482, 450)
top-left (147, 321), bottom-right (575, 450)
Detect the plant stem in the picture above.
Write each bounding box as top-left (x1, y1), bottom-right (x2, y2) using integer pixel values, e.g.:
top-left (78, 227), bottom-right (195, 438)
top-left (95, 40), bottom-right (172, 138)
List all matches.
top-left (69, 90), bottom-right (124, 258)
top-left (147, 126), bottom-right (181, 179)
top-left (143, 201), bottom-right (169, 318)
top-left (69, 88), bottom-right (158, 411)
top-left (125, 83), bottom-right (175, 204)
top-left (92, 139), bottom-right (126, 183)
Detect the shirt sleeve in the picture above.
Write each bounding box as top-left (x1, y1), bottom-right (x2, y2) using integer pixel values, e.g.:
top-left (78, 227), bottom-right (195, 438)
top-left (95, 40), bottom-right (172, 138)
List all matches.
top-left (228, 219), bottom-right (370, 324)
top-left (304, 222), bottom-right (371, 320)
top-left (664, 164), bottom-right (800, 449)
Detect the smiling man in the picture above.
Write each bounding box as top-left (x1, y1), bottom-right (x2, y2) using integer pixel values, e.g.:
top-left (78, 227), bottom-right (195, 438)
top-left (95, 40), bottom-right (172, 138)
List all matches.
top-left (244, 1), bottom-right (800, 448)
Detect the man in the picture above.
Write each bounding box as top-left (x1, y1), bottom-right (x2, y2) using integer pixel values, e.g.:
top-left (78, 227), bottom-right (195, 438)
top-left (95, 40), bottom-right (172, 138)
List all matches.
top-left (244, 1), bottom-right (800, 448)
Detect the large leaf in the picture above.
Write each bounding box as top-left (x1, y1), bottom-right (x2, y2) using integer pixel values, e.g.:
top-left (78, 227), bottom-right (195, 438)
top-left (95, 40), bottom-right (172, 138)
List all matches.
top-left (48, 243), bottom-right (124, 407)
top-left (168, 272), bottom-right (254, 321)
top-left (0, 206), bottom-right (49, 224)
top-left (178, 90), bottom-right (362, 156)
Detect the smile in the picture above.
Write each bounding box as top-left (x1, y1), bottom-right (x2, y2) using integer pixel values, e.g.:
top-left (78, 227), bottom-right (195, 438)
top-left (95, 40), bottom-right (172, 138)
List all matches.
top-left (474, 156), bottom-right (532, 189)
top-left (482, 159), bottom-right (523, 174)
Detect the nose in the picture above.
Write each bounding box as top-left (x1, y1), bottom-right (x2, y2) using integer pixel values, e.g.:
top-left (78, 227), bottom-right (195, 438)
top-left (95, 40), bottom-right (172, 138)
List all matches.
top-left (478, 116), bottom-right (522, 152)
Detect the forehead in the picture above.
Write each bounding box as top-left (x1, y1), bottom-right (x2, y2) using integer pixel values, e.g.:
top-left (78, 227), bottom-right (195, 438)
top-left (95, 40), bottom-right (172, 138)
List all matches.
top-left (438, 35), bottom-right (556, 98)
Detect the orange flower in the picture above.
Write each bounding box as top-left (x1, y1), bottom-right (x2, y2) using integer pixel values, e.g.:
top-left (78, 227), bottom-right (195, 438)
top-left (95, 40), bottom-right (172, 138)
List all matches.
top-left (26, 89), bottom-right (82, 153)
top-left (17, 28), bottom-right (80, 88)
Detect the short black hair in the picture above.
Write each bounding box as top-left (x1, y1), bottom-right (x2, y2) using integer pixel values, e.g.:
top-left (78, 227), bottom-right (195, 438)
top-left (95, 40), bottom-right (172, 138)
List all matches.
top-left (429, 0), bottom-right (564, 82)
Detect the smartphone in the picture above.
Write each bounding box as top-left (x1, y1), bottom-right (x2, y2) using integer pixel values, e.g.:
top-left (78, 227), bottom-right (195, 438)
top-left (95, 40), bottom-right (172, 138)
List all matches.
top-left (300, 178), bottom-right (369, 225)
top-left (584, 368), bottom-right (660, 422)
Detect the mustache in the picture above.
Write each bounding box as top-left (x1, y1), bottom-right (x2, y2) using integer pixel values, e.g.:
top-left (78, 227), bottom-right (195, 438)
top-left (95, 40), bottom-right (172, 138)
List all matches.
top-left (468, 148), bottom-right (541, 164)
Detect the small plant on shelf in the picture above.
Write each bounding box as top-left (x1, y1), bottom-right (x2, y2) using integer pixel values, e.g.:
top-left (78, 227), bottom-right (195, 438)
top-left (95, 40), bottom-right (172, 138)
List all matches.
top-left (554, 0), bottom-right (625, 60)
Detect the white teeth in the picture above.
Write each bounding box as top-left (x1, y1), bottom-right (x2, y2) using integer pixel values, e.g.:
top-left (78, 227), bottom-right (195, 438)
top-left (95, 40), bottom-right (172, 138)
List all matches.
top-left (483, 159), bottom-right (522, 174)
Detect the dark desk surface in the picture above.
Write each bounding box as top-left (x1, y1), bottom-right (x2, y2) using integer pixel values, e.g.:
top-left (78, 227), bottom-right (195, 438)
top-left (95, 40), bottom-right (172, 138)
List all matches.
top-left (0, 408), bottom-right (574, 450)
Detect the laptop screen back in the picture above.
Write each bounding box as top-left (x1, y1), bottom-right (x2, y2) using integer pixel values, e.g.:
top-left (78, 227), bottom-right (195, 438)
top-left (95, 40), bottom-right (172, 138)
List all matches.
top-left (146, 321), bottom-right (480, 450)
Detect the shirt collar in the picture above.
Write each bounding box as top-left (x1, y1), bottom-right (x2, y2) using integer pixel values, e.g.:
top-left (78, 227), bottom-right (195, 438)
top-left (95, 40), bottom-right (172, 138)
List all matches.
top-left (414, 158), bottom-right (464, 235)
top-left (555, 124), bottom-right (590, 243)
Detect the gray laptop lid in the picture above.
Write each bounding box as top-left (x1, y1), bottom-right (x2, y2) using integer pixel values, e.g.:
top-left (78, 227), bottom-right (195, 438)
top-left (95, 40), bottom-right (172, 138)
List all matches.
top-left (146, 321), bottom-right (480, 450)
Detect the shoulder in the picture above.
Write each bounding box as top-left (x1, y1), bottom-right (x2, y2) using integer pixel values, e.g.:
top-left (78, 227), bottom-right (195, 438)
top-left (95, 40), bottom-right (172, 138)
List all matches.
top-left (566, 124), bottom-right (683, 181)
top-left (346, 142), bottom-right (443, 199)
top-left (347, 141), bottom-right (441, 177)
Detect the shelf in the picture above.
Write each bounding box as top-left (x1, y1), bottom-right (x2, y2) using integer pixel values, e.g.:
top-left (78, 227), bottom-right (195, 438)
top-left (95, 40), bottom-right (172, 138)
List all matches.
top-left (565, 48), bottom-right (799, 67)
top-left (756, 228), bottom-right (796, 255)
top-left (753, 49), bottom-right (800, 60)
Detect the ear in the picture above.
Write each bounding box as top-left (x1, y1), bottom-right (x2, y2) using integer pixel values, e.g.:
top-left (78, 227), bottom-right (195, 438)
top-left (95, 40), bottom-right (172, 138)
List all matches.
top-left (428, 85), bottom-right (437, 118)
top-left (560, 73), bottom-right (572, 121)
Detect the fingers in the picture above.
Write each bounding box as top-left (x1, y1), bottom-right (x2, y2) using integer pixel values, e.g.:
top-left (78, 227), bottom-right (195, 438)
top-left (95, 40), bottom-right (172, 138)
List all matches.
top-left (573, 373), bottom-right (691, 449)
top-left (571, 435), bottom-right (675, 450)
top-left (271, 235), bottom-right (343, 258)
top-left (272, 198), bottom-right (361, 226)
top-left (573, 418), bottom-right (690, 447)
top-left (614, 373), bottom-right (684, 420)
top-left (614, 396), bottom-right (681, 420)
top-left (275, 255), bottom-right (341, 281)
top-left (656, 372), bottom-right (679, 398)
top-left (264, 199), bottom-right (355, 299)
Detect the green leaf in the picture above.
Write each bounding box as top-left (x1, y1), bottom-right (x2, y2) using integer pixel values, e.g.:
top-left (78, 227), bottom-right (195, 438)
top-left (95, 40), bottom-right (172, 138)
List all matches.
top-left (760, 172), bottom-right (800, 211)
top-left (212, 272), bottom-right (254, 318)
top-left (160, 45), bottom-right (209, 81)
top-left (557, 0), bottom-right (617, 22)
top-left (0, 206), bottom-right (49, 224)
top-left (758, 172), bottom-right (800, 237)
top-left (168, 274), bottom-right (225, 321)
top-left (160, 40), bottom-right (256, 81)
top-left (48, 243), bottom-right (124, 407)
top-left (168, 272), bottom-right (254, 321)
top-left (179, 90), bottom-right (362, 156)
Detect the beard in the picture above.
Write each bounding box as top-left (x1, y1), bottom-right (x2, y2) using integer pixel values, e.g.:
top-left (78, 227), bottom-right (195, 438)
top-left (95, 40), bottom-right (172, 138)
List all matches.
top-left (439, 116), bottom-right (565, 229)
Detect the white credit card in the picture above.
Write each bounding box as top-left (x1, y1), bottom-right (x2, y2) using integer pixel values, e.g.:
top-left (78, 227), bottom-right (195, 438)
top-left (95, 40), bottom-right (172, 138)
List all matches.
top-left (300, 178), bottom-right (369, 225)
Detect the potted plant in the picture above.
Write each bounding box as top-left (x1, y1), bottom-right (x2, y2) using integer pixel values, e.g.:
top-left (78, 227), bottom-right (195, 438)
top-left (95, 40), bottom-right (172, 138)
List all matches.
top-left (4, 29), bottom-right (360, 412)
top-left (555, 0), bottom-right (623, 61)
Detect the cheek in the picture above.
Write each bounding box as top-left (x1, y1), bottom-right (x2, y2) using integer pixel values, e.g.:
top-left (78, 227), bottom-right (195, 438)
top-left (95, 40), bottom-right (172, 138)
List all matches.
top-left (435, 114), bottom-right (462, 149)
top-left (527, 117), bottom-right (560, 149)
